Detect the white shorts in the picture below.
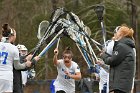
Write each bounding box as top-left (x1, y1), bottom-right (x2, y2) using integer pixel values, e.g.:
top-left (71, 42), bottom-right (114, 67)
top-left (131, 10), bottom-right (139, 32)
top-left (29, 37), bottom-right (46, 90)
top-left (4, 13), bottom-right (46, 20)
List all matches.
top-left (0, 79), bottom-right (13, 92)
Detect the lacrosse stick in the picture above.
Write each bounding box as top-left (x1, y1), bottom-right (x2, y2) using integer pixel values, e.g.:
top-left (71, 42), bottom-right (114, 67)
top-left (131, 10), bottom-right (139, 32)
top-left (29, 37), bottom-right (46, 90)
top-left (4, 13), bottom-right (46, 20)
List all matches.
top-left (67, 29), bottom-right (93, 68)
top-left (27, 20), bottom-right (50, 77)
top-left (61, 19), bottom-right (100, 73)
top-left (62, 18), bottom-right (99, 62)
top-left (54, 37), bottom-right (60, 54)
top-left (76, 43), bottom-right (91, 68)
top-left (30, 8), bottom-right (66, 61)
top-left (84, 37), bottom-right (97, 63)
top-left (66, 12), bottom-right (102, 51)
top-left (51, 11), bottom-right (102, 52)
top-left (73, 33), bottom-right (99, 73)
top-left (94, 5), bottom-right (106, 50)
top-left (74, 37), bottom-right (97, 73)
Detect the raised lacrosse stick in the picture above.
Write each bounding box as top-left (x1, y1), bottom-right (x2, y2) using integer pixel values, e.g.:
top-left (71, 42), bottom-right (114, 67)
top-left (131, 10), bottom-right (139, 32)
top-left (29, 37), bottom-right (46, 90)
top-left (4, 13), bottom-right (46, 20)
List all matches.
top-left (66, 12), bottom-right (102, 52)
top-left (54, 37), bottom-right (60, 54)
top-left (30, 8), bottom-right (66, 61)
top-left (94, 5), bottom-right (106, 50)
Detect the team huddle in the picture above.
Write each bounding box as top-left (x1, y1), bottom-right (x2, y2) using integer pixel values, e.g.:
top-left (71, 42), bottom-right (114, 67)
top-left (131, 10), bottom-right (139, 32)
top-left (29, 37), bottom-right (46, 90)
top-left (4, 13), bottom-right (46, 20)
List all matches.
top-left (0, 23), bottom-right (136, 93)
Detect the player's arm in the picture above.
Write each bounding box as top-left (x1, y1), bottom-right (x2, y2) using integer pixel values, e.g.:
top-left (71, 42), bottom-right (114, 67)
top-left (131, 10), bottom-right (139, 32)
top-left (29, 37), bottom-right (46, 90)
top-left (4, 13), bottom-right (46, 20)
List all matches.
top-left (69, 72), bottom-right (81, 80)
top-left (96, 59), bottom-right (109, 73)
top-left (14, 55), bottom-right (40, 70)
top-left (13, 46), bottom-right (40, 70)
top-left (13, 60), bottom-right (30, 70)
top-left (13, 47), bottom-right (30, 70)
top-left (65, 65), bottom-right (82, 80)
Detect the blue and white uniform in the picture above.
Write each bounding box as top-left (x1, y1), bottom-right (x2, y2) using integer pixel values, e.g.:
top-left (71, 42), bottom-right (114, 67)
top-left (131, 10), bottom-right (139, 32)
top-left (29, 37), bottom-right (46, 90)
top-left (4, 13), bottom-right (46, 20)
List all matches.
top-left (99, 40), bottom-right (115, 93)
top-left (98, 66), bottom-right (109, 93)
top-left (0, 42), bottom-right (19, 92)
top-left (54, 59), bottom-right (80, 93)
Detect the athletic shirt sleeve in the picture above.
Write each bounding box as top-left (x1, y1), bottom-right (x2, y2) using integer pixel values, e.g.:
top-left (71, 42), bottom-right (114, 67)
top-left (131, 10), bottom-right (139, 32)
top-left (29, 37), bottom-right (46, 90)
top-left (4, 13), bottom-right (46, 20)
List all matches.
top-left (73, 62), bottom-right (80, 73)
top-left (57, 59), bottom-right (63, 68)
top-left (13, 45), bottom-right (20, 61)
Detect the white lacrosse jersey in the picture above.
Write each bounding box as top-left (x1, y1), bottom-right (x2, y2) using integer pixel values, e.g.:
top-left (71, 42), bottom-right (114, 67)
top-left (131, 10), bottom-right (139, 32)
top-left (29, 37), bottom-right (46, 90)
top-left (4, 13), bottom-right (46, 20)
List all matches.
top-left (0, 42), bottom-right (19, 81)
top-left (106, 40), bottom-right (115, 55)
top-left (99, 67), bottom-right (109, 93)
top-left (54, 59), bottom-right (80, 93)
top-left (98, 40), bottom-right (114, 93)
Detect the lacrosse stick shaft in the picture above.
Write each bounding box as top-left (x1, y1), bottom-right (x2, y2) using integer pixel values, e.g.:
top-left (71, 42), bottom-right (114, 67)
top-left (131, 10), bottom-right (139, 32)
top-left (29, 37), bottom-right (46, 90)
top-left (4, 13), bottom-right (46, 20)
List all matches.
top-left (54, 37), bottom-right (60, 54)
top-left (100, 21), bottom-right (106, 49)
top-left (69, 34), bottom-right (92, 68)
top-left (56, 37), bottom-right (60, 49)
top-left (38, 39), bottom-right (57, 57)
top-left (76, 44), bottom-right (91, 68)
top-left (85, 37), bottom-right (98, 63)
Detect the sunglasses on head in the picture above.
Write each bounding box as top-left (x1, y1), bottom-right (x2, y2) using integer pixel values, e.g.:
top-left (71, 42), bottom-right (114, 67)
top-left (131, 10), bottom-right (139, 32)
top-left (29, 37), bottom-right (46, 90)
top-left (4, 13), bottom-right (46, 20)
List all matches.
top-left (114, 26), bottom-right (121, 33)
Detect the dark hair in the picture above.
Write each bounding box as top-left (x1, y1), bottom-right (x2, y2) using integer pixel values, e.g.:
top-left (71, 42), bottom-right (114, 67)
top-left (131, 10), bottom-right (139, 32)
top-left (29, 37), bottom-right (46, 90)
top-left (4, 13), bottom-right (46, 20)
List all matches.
top-left (62, 47), bottom-right (73, 57)
top-left (1, 23), bottom-right (14, 37)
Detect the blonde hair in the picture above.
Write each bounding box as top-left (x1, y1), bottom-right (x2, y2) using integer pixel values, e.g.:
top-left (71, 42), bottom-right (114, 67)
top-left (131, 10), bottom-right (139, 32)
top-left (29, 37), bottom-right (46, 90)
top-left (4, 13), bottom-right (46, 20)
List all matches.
top-left (119, 25), bottom-right (134, 40)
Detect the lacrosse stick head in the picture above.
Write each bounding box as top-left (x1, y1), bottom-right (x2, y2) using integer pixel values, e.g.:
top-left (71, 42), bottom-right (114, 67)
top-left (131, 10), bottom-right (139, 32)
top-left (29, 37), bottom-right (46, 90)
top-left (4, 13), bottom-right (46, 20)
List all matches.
top-left (37, 20), bottom-right (49, 39)
top-left (51, 7), bottom-right (65, 22)
top-left (94, 5), bottom-right (104, 21)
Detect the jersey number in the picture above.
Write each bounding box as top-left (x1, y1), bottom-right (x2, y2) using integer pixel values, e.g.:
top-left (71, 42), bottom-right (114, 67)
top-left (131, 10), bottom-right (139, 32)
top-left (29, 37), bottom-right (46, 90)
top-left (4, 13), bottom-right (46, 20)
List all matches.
top-left (0, 52), bottom-right (8, 64)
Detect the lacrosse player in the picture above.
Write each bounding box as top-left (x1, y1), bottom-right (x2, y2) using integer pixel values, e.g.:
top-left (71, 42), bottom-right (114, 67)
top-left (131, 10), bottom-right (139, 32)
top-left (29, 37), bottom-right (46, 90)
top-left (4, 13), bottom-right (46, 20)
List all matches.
top-left (13, 44), bottom-right (29, 93)
top-left (0, 23), bottom-right (39, 93)
top-left (53, 47), bottom-right (81, 93)
top-left (19, 45), bottom-right (28, 86)
top-left (95, 26), bottom-right (123, 93)
top-left (98, 25), bottom-right (136, 93)
top-left (96, 39), bottom-right (114, 93)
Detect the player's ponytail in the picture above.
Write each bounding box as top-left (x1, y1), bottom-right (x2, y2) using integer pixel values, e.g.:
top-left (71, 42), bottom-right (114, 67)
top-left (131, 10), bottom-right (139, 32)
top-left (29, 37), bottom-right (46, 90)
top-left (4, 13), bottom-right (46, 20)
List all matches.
top-left (63, 46), bottom-right (73, 57)
top-left (1, 23), bottom-right (15, 37)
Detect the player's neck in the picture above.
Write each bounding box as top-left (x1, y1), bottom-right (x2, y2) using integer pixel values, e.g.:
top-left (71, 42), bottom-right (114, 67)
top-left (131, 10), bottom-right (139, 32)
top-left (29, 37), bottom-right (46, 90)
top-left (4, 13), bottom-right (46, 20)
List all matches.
top-left (65, 62), bottom-right (71, 68)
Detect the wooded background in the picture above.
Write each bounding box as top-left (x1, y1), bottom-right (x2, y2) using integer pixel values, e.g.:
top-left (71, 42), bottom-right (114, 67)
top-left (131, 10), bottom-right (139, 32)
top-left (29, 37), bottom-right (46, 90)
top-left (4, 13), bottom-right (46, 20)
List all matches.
top-left (0, 0), bottom-right (140, 92)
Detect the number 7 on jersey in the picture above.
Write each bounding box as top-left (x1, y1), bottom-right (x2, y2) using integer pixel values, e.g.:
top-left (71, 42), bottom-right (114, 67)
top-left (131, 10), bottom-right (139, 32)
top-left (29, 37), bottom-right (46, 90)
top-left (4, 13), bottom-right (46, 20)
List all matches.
top-left (0, 52), bottom-right (8, 64)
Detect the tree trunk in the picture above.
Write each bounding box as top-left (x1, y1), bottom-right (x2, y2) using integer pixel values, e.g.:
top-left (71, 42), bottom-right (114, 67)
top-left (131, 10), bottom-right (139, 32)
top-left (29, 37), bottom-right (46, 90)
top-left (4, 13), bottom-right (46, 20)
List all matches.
top-left (51, 0), bottom-right (57, 10)
top-left (130, 0), bottom-right (140, 92)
